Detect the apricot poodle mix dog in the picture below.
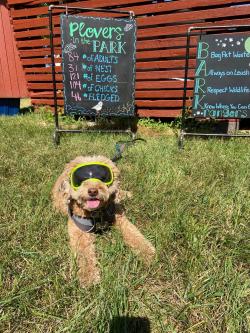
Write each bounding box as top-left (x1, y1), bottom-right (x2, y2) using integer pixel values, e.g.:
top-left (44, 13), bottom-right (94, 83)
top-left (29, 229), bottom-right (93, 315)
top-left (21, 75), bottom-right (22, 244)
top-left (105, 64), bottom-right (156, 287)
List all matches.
top-left (52, 155), bottom-right (155, 287)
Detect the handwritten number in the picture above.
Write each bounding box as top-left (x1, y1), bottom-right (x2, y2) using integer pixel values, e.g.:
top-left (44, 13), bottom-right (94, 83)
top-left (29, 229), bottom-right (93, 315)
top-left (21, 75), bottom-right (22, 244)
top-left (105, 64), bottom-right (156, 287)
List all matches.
top-left (68, 64), bottom-right (78, 72)
top-left (68, 51), bottom-right (80, 62)
top-left (70, 72), bottom-right (79, 80)
top-left (71, 91), bottom-right (81, 101)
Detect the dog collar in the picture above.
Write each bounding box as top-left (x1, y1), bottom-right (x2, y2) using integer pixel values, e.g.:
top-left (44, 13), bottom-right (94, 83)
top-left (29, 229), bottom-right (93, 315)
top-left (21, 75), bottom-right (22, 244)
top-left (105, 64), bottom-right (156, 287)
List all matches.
top-left (68, 206), bottom-right (96, 233)
top-left (67, 201), bottom-right (116, 233)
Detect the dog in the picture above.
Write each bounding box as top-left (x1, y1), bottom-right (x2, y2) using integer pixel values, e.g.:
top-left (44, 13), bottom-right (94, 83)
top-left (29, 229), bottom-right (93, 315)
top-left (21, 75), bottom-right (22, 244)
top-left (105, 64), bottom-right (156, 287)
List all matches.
top-left (52, 155), bottom-right (155, 287)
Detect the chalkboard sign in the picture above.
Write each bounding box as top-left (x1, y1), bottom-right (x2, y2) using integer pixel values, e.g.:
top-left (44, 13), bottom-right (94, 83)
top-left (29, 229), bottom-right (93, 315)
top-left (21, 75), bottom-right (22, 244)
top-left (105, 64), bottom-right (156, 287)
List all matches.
top-left (60, 15), bottom-right (136, 117)
top-left (192, 33), bottom-right (250, 118)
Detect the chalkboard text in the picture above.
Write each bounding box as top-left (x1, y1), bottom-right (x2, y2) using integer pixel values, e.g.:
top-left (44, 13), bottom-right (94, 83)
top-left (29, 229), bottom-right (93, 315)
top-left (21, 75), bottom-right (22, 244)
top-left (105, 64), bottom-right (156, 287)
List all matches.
top-left (61, 15), bottom-right (136, 117)
top-left (192, 34), bottom-right (250, 119)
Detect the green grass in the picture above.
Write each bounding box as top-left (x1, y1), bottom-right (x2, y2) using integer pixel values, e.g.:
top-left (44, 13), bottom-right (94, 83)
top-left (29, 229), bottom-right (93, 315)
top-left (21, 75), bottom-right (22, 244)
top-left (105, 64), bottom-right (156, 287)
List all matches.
top-left (0, 114), bottom-right (249, 333)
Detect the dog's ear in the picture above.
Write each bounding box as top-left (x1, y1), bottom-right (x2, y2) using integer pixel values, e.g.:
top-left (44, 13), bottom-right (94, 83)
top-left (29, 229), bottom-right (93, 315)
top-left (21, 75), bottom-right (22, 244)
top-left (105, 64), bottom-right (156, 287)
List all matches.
top-left (58, 180), bottom-right (69, 193)
top-left (52, 173), bottom-right (71, 216)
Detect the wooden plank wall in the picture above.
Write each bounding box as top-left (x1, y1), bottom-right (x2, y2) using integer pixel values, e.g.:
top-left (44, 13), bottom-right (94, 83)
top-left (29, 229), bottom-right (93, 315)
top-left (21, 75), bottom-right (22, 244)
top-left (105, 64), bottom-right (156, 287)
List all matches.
top-left (0, 0), bottom-right (28, 98)
top-left (7, 0), bottom-right (250, 117)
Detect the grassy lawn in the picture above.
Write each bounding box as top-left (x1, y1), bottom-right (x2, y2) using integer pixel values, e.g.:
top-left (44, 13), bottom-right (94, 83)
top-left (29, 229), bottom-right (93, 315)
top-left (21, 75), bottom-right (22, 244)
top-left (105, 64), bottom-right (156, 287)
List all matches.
top-left (0, 114), bottom-right (249, 333)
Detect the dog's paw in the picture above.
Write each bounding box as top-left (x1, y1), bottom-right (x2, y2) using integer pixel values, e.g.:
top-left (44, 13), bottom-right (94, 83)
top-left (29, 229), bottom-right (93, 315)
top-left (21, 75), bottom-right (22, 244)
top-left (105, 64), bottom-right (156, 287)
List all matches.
top-left (142, 244), bottom-right (156, 265)
top-left (78, 269), bottom-right (101, 288)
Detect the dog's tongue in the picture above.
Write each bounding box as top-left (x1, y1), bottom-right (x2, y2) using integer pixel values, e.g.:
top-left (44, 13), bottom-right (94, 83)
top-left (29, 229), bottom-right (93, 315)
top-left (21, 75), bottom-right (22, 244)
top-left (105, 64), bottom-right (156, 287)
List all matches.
top-left (87, 199), bottom-right (100, 209)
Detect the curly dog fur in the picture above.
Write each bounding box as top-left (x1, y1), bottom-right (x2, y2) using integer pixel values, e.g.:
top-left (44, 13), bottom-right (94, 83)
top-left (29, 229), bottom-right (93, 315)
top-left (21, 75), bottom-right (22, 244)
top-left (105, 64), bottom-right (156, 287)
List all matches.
top-left (52, 156), bottom-right (155, 287)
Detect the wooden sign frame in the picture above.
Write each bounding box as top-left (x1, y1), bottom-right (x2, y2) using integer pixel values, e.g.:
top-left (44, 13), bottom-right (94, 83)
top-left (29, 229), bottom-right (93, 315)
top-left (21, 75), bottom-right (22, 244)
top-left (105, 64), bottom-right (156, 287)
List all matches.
top-left (48, 5), bottom-right (136, 145)
top-left (179, 25), bottom-right (250, 149)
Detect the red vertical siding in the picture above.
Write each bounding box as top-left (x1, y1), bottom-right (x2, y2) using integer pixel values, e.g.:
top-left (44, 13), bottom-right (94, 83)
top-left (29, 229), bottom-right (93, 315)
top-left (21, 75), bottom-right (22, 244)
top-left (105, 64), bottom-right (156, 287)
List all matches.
top-left (0, 0), bottom-right (28, 98)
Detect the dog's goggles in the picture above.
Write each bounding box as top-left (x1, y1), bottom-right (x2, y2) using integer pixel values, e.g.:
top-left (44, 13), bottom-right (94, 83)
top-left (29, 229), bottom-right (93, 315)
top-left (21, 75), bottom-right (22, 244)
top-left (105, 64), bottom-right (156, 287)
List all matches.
top-left (70, 162), bottom-right (114, 190)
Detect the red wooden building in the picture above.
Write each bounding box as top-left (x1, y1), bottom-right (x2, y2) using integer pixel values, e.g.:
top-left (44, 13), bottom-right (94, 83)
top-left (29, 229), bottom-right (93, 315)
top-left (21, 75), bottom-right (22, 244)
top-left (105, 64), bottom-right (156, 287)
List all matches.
top-left (0, 0), bottom-right (28, 112)
top-left (3, 0), bottom-right (250, 117)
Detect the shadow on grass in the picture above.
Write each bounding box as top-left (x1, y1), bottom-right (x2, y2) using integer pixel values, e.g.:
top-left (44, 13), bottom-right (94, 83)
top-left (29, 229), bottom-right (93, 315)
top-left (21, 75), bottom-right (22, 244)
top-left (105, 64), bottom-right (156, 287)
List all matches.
top-left (109, 316), bottom-right (151, 333)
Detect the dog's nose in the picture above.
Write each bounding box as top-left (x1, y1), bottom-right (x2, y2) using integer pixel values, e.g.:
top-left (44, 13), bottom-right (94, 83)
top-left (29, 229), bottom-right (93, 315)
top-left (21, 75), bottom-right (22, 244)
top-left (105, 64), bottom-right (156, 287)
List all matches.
top-left (88, 188), bottom-right (98, 197)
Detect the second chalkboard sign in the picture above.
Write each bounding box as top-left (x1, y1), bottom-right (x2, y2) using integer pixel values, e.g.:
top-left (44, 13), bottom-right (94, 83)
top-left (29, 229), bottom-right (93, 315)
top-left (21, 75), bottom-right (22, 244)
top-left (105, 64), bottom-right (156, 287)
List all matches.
top-left (61, 15), bottom-right (136, 117)
top-left (192, 33), bottom-right (250, 119)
